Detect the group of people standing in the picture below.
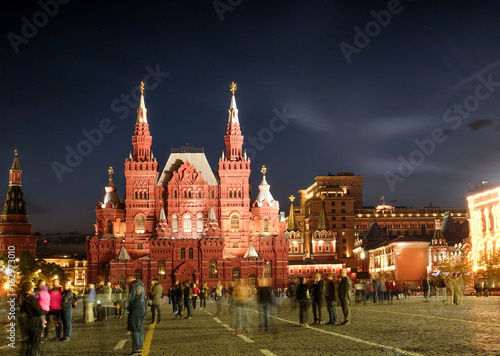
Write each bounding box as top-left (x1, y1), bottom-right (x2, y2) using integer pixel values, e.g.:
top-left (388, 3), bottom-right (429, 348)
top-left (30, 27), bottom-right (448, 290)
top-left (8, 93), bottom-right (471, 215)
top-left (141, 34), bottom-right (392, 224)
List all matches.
top-left (292, 268), bottom-right (352, 327)
top-left (20, 278), bottom-right (76, 355)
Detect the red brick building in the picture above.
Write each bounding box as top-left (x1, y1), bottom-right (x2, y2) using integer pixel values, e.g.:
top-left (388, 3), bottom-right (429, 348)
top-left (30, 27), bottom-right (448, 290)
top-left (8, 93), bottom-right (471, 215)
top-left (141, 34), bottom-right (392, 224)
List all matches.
top-left (86, 83), bottom-right (288, 290)
top-left (0, 151), bottom-right (37, 258)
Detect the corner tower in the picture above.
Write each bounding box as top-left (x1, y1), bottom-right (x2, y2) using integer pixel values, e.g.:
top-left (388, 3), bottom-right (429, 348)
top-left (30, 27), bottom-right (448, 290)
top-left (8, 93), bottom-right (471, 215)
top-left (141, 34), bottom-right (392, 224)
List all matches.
top-left (124, 82), bottom-right (158, 255)
top-left (0, 150), bottom-right (37, 257)
top-left (218, 83), bottom-right (252, 255)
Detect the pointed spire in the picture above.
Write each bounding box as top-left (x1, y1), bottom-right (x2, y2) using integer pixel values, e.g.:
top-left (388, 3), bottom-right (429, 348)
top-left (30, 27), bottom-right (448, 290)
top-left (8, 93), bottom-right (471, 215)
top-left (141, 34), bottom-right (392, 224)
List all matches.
top-left (286, 195), bottom-right (297, 231)
top-left (224, 82), bottom-right (243, 161)
top-left (159, 207), bottom-right (166, 221)
top-left (136, 81), bottom-right (148, 123)
top-left (129, 152), bottom-right (133, 160)
top-left (221, 150), bottom-right (225, 161)
top-left (228, 82), bottom-right (239, 124)
top-left (255, 166), bottom-right (277, 206)
top-left (244, 244), bottom-right (259, 259)
top-left (2, 150), bottom-right (27, 217)
top-left (116, 246), bottom-right (131, 261)
top-left (103, 167), bottom-right (121, 206)
top-left (317, 197), bottom-right (328, 230)
top-left (208, 206), bottom-right (216, 221)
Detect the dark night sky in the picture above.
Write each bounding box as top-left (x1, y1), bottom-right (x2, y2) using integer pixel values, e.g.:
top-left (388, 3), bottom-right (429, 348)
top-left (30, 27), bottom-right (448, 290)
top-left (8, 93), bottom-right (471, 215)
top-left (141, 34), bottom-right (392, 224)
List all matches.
top-left (1, 0), bottom-right (500, 233)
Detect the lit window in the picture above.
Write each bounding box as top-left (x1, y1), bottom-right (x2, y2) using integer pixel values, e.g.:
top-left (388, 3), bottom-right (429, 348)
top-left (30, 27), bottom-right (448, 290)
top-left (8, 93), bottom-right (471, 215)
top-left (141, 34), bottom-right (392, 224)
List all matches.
top-left (157, 260), bottom-right (165, 280)
top-left (231, 214), bottom-right (240, 232)
top-left (135, 216), bottom-right (145, 233)
top-left (172, 216), bottom-right (178, 233)
top-left (264, 219), bottom-right (269, 232)
top-left (197, 216), bottom-right (203, 232)
top-left (209, 259), bottom-right (217, 278)
top-left (183, 215), bottom-right (192, 233)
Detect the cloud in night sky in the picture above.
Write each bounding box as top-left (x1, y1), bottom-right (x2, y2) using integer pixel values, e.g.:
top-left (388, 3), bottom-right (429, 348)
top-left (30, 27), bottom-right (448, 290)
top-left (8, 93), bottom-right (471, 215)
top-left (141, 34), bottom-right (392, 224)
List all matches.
top-left (467, 119), bottom-right (493, 130)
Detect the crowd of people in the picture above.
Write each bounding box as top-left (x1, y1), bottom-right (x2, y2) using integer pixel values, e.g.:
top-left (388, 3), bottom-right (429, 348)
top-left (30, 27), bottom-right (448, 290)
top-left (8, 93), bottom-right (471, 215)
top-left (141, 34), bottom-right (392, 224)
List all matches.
top-left (19, 278), bottom-right (76, 355)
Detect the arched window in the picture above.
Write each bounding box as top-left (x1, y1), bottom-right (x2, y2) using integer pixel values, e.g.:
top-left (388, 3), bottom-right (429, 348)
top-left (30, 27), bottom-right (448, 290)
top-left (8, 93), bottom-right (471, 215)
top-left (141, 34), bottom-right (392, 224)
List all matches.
top-left (211, 190), bottom-right (215, 199)
top-left (231, 214), bottom-right (239, 232)
top-left (184, 191), bottom-right (187, 198)
top-left (232, 267), bottom-right (240, 281)
top-left (198, 190), bottom-right (202, 198)
top-left (477, 242), bottom-right (485, 265)
top-left (209, 259), bottom-right (217, 278)
top-left (197, 216), bottom-right (203, 232)
top-left (172, 216), bottom-right (178, 233)
top-left (183, 215), bottom-right (192, 233)
top-left (181, 248), bottom-right (186, 259)
top-left (238, 191), bottom-right (242, 198)
top-left (189, 247), bottom-right (193, 259)
top-left (174, 190), bottom-right (178, 198)
top-left (263, 264), bottom-right (271, 278)
top-left (229, 191), bottom-right (233, 198)
top-left (136, 215), bottom-right (145, 233)
top-left (188, 191), bottom-right (192, 198)
top-left (157, 260), bottom-right (165, 280)
top-left (134, 269), bottom-right (142, 281)
top-left (264, 219), bottom-right (269, 232)
top-left (107, 221), bottom-right (113, 234)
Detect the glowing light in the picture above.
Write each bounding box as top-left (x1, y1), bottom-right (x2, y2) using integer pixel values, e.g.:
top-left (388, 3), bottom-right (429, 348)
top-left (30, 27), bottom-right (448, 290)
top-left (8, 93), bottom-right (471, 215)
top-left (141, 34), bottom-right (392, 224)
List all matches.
top-left (360, 251), bottom-right (366, 259)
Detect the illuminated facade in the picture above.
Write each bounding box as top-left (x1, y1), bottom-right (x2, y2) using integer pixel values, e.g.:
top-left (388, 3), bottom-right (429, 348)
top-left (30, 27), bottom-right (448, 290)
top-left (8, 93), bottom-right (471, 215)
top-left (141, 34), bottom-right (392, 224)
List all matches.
top-left (467, 187), bottom-right (500, 271)
top-left (44, 256), bottom-right (87, 291)
top-left (86, 83), bottom-right (288, 290)
top-left (0, 151), bottom-right (37, 258)
top-left (286, 173), bottom-right (363, 268)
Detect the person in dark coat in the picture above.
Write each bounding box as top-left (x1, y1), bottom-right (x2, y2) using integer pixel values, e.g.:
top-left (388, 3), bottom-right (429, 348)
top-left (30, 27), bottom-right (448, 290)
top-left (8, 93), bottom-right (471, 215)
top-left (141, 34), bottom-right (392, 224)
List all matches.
top-left (257, 277), bottom-right (274, 332)
top-left (338, 268), bottom-right (352, 325)
top-left (295, 277), bottom-right (310, 327)
top-left (60, 281), bottom-right (74, 341)
top-left (325, 274), bottom-right (338, 324)
top-left (127, 275), bottom-right (146, 356)
top-left (311, 273), bottom-right (325, 325)
top-left (20, 282), bottom-right (47, 356)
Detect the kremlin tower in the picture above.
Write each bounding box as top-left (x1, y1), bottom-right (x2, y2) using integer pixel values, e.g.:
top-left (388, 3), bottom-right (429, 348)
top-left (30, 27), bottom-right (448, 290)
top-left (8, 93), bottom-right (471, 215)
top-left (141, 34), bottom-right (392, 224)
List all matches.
top-left (86, 82), bottom-right (288, 290)
top-left (0, 151), bottom-right (37, 257)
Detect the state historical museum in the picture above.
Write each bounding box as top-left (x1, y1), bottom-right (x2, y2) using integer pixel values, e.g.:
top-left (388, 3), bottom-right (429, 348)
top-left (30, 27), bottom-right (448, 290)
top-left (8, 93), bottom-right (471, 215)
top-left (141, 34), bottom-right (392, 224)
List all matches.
top-left (86, 83), bottom-right (289, 290)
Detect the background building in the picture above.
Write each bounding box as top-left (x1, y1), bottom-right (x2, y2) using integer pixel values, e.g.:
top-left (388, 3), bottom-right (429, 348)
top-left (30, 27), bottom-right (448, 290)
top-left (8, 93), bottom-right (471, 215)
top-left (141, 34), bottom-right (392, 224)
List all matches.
top-left (86, 83), bottom-right (288, 290)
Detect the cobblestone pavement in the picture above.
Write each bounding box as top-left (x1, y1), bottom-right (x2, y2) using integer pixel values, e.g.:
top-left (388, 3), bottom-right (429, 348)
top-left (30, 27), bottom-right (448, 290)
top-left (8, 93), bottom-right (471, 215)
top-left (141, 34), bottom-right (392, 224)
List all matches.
top-left (1, 295), bottom-right (499, 355)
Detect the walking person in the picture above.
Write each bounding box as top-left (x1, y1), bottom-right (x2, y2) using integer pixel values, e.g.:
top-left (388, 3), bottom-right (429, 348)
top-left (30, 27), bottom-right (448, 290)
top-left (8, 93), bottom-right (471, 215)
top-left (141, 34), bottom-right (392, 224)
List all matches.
top-left (183, 281), bottom-right (193, 319)
top-left (339, 269), bottom-right (352, 325)
top-left (60, 281), bottom-right (74, 341)
top-left (215, 280), bottom-right (223, 316)
top-left (199, 282), bottom-right (208, 308)
top-left (423, 277), bottom-right (431, 302)
top-left (296, 277), bottom-right (310, 327)
top-left (175, 282), bottom-right (184, 319)
top-left (311, 273), bottom-right (325, 325)
top-left (149, 279), bottom-right (163, 324)
top-left (127, 275), bottom-right (146, 356)
top-left (257, 277), bottom-right (273, 332)
top-left (192, 283), bottom-right (199, 310)
top-left (47, 279), bottom-right (63, 341)
top-left (325, 274), bottom-right (338, 325)
top-left (84, 284), bottom-right (96, 323)
top-left (20, 282), bottom-right (47, 356)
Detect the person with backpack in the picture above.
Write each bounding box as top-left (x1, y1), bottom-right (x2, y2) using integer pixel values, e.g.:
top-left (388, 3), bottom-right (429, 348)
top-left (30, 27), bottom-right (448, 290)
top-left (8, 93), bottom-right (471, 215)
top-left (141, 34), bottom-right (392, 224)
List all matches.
top-left (60, 281), bottom-right (75, 341)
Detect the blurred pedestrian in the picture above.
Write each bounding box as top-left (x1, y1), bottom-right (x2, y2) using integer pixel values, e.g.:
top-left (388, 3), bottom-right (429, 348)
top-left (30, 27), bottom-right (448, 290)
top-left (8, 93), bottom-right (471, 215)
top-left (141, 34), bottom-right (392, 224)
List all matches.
top-left (296, 277), bottom-right (310, 327)
top-left (60, 281), bottom-right (74, 341)
top-left (127, 275), bottom-right (146, 356)
top-left (257, 277), bottom-right (273, 332)
top-left (325, 274), bottom-right (338, 325)
top-left (339, 269), bottom-right (352, 325)
top-left (47, 279), bottom-right (63, 341)
top-left (20, 282), bottom-right (47, 356)
top-left (85, 284), bottom-right (96, 323)
top-left (149, 279), bottom-right (163, 324)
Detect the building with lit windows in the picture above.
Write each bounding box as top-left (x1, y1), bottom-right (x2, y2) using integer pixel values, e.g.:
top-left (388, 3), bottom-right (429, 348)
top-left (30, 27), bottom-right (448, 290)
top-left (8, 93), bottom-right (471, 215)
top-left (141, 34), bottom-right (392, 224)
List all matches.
top-left (44, 255), bottom-right (87, 292)
top-left (467, 187), bottom-right (500, 271)
top-left (86, 82), bottom-right (288, 290)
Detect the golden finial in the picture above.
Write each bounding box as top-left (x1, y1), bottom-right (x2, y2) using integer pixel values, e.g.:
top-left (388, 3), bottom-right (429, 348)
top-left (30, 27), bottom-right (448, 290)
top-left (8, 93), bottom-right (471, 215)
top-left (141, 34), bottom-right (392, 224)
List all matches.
top-left (261, 165), bottom-right (266, 175)
top-left (140, 81), bottom-right (145, 95)
top-left (108, 167), bottom-right (114, 177)
top-left (14, 149), bottom-right (17, 156)
top-left (289, 195), bottom-right (295, 203)
top-left (230, 82), bottom-right (237, 96)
